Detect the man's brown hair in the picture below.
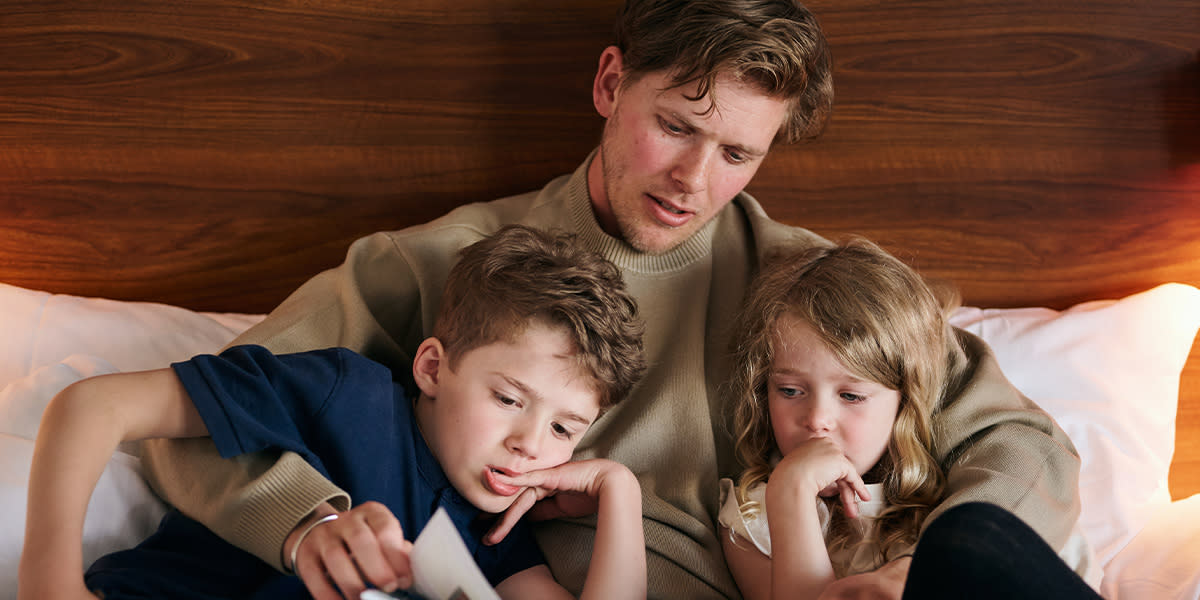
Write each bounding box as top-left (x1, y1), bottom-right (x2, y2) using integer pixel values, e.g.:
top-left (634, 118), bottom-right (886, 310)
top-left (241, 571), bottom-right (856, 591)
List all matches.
top-left (433, 225), bottom-right (646, 410)
top-left (613, 0), bottom-right (834, 144)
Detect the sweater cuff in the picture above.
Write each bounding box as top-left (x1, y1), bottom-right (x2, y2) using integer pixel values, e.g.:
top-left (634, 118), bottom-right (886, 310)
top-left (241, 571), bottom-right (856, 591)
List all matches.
top-left (222, 451), bottom-right (352, 571)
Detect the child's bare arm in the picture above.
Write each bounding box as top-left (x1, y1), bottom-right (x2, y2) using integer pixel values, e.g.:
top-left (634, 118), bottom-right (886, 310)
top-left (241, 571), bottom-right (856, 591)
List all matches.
top-left (18, 369), bottom-right (207, 600)
top-left (487, 458), bottom-right (646, 600)
top-left (761, 438), bottom-right (870, 600)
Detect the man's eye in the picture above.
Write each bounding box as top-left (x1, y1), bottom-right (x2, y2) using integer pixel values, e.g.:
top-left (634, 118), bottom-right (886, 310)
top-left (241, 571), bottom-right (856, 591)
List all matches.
top-left (726, 149), bottom-right (746, 163)
top-left (660, 118), bottom-right (684, 134)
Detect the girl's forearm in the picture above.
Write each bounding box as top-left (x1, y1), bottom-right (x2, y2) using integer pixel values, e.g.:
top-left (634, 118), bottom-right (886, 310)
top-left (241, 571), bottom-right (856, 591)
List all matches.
top-left (579, 465), bottom-right (645, 600)
top-left (766, 484), bottom-right (835, 600)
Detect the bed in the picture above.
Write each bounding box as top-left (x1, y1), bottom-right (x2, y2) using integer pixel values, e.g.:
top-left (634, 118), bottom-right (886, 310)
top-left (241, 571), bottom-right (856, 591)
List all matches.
top-left (2, 0), bottom-right (1198, 598)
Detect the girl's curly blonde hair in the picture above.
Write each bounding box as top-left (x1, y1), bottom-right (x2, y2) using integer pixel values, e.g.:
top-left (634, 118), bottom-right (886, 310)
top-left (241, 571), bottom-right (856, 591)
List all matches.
top-left (725, 238), bottom-right (969, 573)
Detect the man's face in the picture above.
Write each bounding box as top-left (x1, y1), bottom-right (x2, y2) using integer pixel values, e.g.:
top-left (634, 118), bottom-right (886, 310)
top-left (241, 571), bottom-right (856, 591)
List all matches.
top-left (414, 321), bottom-right (601, 514)
top-left (588, 48), bottom-right (789, 255)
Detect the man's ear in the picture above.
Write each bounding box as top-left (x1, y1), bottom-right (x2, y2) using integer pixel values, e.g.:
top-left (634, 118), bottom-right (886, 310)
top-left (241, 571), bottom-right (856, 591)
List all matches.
top-left (412, 337), bottom-right (445, 398)
top-left (593, 45), bottom-right (625, 119)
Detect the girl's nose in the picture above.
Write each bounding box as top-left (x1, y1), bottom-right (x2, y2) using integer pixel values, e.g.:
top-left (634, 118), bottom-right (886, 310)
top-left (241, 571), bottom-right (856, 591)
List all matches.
top-left (804, 397), bottom-right (835, 433)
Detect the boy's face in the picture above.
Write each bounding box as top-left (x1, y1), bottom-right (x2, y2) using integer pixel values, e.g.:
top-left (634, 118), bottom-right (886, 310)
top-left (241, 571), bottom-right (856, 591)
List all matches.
top-left (767, 313), bottom-right (901, 482)
top-left (588, 47), bottom-right (789, 255)
top-left (414, 321), bottom-right (601, 514)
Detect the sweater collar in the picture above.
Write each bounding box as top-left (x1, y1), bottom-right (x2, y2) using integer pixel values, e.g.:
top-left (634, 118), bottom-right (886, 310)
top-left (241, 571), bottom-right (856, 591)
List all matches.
top-left (566, 148), bottom-right (717, 274)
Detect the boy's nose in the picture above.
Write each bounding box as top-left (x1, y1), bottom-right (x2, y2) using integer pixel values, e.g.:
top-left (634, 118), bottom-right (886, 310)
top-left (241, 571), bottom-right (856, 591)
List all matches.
top-left (507, 425), bottom-right (542, 459)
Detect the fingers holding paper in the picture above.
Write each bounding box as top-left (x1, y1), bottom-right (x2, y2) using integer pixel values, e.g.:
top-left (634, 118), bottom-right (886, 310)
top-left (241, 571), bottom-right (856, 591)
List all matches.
top-left (290, 502), bottom-right (414, 600)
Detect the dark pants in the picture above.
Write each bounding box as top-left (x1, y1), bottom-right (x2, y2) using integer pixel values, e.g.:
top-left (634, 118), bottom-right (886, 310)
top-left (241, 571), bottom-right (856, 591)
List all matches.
top-left (903, 502), bottom-right (1102, 600)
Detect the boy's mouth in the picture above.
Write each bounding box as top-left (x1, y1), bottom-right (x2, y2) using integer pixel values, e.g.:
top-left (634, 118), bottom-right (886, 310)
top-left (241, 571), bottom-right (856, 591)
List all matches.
top-left (484, 467), bottom-right (521, 496)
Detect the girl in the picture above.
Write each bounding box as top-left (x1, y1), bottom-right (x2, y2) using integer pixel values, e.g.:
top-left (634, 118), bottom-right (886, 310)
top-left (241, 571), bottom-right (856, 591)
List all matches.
top-left (717, 239), bottom-right (1099, 599)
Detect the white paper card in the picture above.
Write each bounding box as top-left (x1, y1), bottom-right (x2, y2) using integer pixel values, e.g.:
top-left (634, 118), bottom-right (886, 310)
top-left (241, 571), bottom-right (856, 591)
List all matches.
top-left (361, 507), bottom-right (500, 600)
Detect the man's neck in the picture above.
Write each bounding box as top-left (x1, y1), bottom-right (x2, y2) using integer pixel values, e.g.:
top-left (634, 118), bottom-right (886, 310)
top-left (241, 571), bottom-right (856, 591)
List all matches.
top-left (585, 148), bottom-right (620, 237)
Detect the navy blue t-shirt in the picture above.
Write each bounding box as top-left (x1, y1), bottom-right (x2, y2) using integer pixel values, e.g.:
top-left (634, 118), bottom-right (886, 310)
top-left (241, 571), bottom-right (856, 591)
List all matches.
top-left (86, 345), bottom-right (545, 599)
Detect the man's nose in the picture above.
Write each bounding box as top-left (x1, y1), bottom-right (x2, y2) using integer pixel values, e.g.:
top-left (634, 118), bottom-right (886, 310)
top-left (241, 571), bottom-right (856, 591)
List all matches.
top-left (671, 146), bottom-right (710, 194)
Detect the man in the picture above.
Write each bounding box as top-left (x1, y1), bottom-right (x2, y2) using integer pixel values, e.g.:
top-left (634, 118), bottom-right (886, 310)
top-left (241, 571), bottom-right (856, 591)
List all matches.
top-left (144, 1), bottom-right (1083, 598)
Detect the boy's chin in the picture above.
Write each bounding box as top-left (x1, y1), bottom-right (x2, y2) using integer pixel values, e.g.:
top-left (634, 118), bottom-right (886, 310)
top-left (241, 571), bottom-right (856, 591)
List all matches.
top-left (468, 491), bottom-right (521, 515)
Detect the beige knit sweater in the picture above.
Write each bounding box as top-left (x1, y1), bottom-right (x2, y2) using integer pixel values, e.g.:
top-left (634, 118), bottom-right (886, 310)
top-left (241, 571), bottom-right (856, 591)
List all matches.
top-left (143, 151), bottom-right (1083, 599)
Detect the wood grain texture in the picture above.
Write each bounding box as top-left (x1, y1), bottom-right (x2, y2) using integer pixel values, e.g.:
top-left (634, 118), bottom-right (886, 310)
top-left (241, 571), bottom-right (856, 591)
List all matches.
top-left (1, 0), bottom-right (1198, 497)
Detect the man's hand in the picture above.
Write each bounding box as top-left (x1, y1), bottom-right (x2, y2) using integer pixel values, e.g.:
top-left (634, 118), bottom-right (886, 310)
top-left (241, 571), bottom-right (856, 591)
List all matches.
top-left (286, 501), bottom-right (413, 600)
top-left (817, 555), bottom-right (911, 600)
top-left (483, 458), bottom-right (629, 545)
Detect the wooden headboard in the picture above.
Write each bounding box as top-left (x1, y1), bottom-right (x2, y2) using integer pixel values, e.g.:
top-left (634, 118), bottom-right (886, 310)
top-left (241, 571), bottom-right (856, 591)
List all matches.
top-left (3, 1), bottom-right (1198, 498)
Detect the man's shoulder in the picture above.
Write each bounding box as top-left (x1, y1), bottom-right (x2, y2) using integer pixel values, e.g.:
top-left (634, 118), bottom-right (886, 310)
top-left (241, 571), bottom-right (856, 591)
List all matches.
top-left (375, 171), bottom-right (577, 247)
top-left (727, 191), bottom-right (831, 252)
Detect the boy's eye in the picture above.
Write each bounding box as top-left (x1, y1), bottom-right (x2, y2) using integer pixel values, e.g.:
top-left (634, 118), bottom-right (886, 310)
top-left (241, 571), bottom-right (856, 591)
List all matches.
top-left (551, 423), bottom-right (573, 440)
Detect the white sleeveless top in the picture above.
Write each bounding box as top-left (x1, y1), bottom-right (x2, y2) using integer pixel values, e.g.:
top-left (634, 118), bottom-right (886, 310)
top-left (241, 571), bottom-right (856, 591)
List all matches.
top-left (718, 477), bottom-right (887, 574)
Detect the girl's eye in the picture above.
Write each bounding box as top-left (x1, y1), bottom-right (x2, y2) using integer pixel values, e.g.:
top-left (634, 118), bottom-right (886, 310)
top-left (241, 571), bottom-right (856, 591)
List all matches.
top-left (840, 392), bottom-right (866, 403)
top-left (496, 394), bottom-right (519, 407)
top-left (778, 386), bottom-right (801, 398)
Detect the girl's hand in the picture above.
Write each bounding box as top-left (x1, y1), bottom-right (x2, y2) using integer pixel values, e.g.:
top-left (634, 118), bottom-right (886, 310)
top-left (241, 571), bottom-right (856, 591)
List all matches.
top-left (771, 437), bottom-right (871, 517)
top-left (483, 458), bottom-right (632, 544)
top-left (287, 502), bottom-right (414, 600)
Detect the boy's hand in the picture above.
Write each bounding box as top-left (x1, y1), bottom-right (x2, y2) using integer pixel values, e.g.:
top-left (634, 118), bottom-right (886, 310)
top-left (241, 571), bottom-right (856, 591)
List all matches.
top-left (288, 501), bottom-right (413, 600)
top-left (483, 458), bottom-right (631, 545)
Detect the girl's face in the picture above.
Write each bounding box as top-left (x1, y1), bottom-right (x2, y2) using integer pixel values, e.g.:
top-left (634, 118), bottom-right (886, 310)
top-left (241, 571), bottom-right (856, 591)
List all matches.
top-left (767, 313), bottom-right (902, 478)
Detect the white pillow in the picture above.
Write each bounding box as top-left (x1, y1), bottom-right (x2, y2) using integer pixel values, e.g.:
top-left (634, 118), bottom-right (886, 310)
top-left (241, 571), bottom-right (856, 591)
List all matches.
top-left (0, 282), bottom-right (262, 391)
top-left (0, 283), bottom-right (262, 600)
top-left (949, 282), bottom-right (1200, 567)
top-left (1101, 492), bottom-right (1200, 599)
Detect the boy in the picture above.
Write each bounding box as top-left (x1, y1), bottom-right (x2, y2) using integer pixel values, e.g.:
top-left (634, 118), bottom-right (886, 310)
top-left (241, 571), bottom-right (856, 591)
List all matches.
top-left (19, 225), bottom-right (647, 600)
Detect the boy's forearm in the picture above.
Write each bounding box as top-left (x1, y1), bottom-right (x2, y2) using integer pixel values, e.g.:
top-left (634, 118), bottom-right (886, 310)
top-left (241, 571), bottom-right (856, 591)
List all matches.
top-left (143, 440), bottom-right (351, 571)
top-left (21, 369), bottom-right (203, 597)
top-left (579, 465), bottom-right (645, 600)
top-left (20, 384), bottom-right (130, 596)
